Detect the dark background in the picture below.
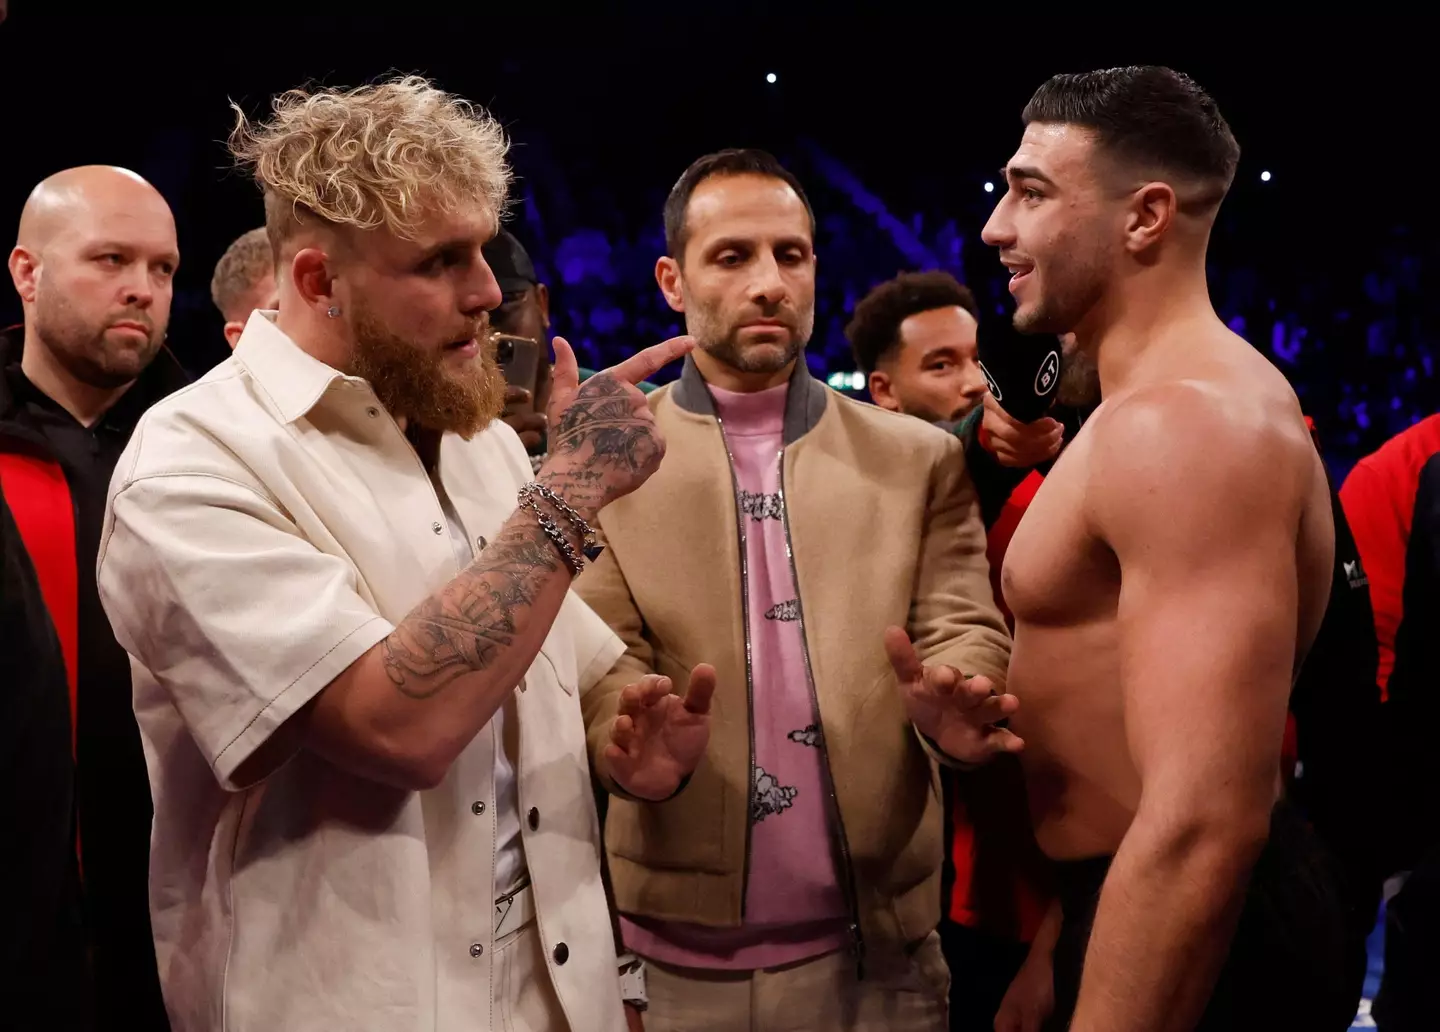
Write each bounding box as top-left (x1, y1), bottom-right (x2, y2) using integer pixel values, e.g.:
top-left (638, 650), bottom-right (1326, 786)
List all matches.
top-left (1, 8), bottom-right (1433, 474)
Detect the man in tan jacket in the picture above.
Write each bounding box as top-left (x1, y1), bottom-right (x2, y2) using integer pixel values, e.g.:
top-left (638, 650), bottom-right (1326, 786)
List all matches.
top-left (577, 148), bottom-right (1014, 1031)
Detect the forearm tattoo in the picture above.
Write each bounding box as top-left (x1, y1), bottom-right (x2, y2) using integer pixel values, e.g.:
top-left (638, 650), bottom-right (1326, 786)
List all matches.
top-left (381, 516), bottom-right (562, 699)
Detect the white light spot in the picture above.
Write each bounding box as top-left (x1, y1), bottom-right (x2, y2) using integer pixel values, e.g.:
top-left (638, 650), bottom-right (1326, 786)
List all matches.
top-left (983, 181), bottom-right (995, 193)
top-left (766, 72), bottom-right (777, 84)
top-left (1260, 170), bottom-right (1272, 182)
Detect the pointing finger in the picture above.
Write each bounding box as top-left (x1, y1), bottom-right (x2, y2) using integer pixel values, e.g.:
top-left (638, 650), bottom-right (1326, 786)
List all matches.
top-left (608, 335), bottom-right (695, 386)
top-left (884, 626), bottom-right (923, 685)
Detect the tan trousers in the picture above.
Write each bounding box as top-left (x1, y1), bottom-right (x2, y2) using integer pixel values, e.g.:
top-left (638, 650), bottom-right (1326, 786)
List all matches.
top-left (642, 932), bottom-right (949, 1032)
top-left (493, 920), bottom-right (569, 1032)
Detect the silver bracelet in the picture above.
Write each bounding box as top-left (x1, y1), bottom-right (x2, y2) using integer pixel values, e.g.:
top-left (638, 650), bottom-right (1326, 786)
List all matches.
top-left (520, 495), bottom-right (585, 577)
top-left (520, 481), bottom-right (596, 553)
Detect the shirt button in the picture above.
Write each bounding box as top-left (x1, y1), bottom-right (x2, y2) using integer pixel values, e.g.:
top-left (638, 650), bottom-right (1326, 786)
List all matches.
top-left (470, 942), bottom-right (484, 958)
top-left (472, 801), bottom-right (486, 815)
top-left (553, 942), bottom-right (569, 965)
top-left (432, 522), bottom-right (444, 535)
top-left (366, 406), bottom-right (380, 418)
top-left (528, 807), bottom-right (539, 831)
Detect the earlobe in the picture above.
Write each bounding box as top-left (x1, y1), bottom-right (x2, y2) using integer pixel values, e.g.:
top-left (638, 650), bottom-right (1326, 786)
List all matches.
top-left (1128, 182), bottom-right (1176, 252)
top-left (7, 246), bottom-right (36, 302)
top-left (291, 248), bottom-right (337, 314)
top-left (868, 371), bottom-right (898, 411)
top-left (655, 256), bottom-right (686, 313)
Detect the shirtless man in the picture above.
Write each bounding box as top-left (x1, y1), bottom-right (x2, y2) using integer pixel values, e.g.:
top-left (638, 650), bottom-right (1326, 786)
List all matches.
top-left (892, 66), bottom-right (1351, 1032)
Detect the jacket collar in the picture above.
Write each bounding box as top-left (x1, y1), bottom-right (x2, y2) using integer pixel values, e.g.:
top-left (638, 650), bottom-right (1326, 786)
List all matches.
top-left (233, 310), bottom-right (364, 424)
top-left (0, 322), bottom-right (190, 426)
top-left (670, 352), bottom-right (829, 445)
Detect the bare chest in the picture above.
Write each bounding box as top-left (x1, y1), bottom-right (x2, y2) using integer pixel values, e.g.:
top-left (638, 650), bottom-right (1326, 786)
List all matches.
top-left (1001, 434), bottom-right (1117, 627)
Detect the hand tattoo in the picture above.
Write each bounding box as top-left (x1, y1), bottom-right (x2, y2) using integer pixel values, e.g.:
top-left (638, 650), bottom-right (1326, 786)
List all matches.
top-left (548, 374), bottom-right (662, 484)
top-left (381, 518), bottom-right (561, 698)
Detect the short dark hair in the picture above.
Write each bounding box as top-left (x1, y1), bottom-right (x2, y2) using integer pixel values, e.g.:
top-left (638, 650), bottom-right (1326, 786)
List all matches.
top-left (662, 148), bottom-right (816, 260)
top-left (845, 271), bottom-right (979, 375)
top-left (210, 227), bottom-right (274, 320)
top-left (1022, 66), bottom-right (1240, 212)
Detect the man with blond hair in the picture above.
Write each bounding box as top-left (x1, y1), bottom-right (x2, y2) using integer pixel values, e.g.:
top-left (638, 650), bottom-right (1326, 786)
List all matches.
top-left (97, 76), bottom-right (709, 1032)
top-left (209, 226), bottom-right (277, 348)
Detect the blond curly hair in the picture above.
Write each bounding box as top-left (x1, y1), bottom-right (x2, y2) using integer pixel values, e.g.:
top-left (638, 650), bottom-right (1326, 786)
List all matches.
top-left (229, 75), bottom-right (511, 246)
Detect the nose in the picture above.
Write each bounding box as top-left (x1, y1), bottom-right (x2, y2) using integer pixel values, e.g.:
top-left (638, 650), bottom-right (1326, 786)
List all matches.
top-left (120, 265), bottom-right (155, 309)
top-left (981, 196), bottom-right (1014, 250)
top-left (959, 358), bottom-right (989, 400)
top-left (465, 255), bottom-right (503, 317)
top-left (749, 253), bottom-right (789, 307)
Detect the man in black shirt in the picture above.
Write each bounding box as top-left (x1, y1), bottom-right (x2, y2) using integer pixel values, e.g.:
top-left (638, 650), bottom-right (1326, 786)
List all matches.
top-left (2, 164), bottom-right (188, 1030)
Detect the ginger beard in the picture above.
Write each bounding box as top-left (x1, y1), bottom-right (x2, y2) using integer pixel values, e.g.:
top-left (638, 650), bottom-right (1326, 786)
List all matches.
top-left (348, 300), bottom-right (506, 439)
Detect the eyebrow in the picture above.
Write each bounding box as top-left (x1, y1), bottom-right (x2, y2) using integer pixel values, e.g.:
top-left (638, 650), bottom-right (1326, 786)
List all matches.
top-left (91, 241), bottom-right (181, 265)
top-left (1002, 164), bottom-right (1057, 188)
top-left (707, 234), bottom-right (812, 254)
top-left (920, 346), bottom-right (962, 362)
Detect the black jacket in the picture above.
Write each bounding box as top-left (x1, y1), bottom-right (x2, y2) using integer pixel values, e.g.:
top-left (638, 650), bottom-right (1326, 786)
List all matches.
top-left (0, 326), bottom-right (188, 1031)
top-left (1386, 452), bottom-right (1440, 869)
top-left (0, 490), bottom-right (94, 1029)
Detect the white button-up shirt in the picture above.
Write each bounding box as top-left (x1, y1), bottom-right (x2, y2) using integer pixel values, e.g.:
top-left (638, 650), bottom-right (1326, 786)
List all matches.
top-left (97, 312), bottom-right (627, 1032)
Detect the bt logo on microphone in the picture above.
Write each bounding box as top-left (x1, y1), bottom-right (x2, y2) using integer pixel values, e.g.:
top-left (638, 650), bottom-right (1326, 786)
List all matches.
top-left (979, 361), bottom-right (1003, 402)
top-left (1035, 350), bottom-right (1060, 397)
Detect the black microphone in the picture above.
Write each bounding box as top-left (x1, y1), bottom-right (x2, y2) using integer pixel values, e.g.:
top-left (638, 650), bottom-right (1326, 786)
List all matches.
top-left (975, 321), bottom-right (1063, 424)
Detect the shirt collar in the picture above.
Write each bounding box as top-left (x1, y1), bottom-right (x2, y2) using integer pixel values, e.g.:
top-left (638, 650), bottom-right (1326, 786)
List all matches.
top-left (233, 310), bottom-right (368, 424)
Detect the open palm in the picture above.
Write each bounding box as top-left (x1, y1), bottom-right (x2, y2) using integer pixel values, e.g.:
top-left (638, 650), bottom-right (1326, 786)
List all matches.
top-left (885, 626), bottom-right (1023, 765)
top-left (605, 666), bottom-right (716, 801)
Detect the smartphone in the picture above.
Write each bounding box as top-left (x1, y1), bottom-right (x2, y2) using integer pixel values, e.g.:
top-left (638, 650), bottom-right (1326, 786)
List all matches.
top-left (492, 333), bottom-right (542, 397)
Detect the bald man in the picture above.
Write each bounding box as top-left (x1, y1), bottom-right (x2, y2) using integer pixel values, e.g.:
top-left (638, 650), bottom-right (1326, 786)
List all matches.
top-left (3, 165), bottom-right (187, 1030)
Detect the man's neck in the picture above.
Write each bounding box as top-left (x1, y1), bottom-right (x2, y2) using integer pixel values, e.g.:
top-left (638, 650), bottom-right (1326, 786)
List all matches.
top-left (20, 328), bottom-right (133, 428)
top-left (693, 349), bottom-right (794, 393)
top-left (1077, 266), bottom-right (1221, 399)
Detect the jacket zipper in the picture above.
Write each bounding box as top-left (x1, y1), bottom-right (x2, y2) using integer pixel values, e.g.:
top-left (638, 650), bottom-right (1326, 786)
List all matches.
top-left (712, 409), bottom-right (757, 919)
top-left (777, 452), bottom-right (867, 979)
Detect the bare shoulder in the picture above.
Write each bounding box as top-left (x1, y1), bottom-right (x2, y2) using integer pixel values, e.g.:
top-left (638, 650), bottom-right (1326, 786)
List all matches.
top-left (1086, 370), bottom-right (1315, 544)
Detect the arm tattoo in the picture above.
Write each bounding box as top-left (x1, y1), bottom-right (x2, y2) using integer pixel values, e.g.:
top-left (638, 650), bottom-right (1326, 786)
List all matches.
top-left (381, 516), bottom-right (562, 699)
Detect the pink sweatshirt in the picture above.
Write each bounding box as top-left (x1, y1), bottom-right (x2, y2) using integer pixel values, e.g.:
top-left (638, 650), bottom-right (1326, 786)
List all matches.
top-left (620, 382), bottom-right (850, 970)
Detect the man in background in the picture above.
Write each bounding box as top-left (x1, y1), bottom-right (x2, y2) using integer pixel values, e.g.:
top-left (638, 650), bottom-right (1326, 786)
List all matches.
top-left (848, 270), bottom-right (989, 429)
top-left (483, 228), bottom-right (657, 470)
top-left (846, 273), bottom-right (1050, 1032)
top-left (4, 163), bottom-right (186, 1030)
top-left (578, 147), bottom-right (1012, 1031)
top-left (209, 227), bottom-right (277, 349)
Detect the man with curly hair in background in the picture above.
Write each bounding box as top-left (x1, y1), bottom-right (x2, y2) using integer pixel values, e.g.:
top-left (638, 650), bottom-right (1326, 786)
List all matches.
top-left (96, 76), bottom-right (709, 1032)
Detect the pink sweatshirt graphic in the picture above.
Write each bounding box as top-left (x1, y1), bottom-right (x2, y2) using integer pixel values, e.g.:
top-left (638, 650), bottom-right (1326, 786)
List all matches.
top-left (620, 382), bottom-right (850, 970)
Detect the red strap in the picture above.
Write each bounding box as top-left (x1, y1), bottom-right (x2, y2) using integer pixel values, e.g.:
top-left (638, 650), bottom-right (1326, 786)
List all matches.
top-left (0, 453), bottom-right (79, 754)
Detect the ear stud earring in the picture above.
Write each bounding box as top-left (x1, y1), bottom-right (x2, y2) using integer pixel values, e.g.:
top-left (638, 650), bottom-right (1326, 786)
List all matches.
top-left (327, 306), bottom-right (341, 318)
